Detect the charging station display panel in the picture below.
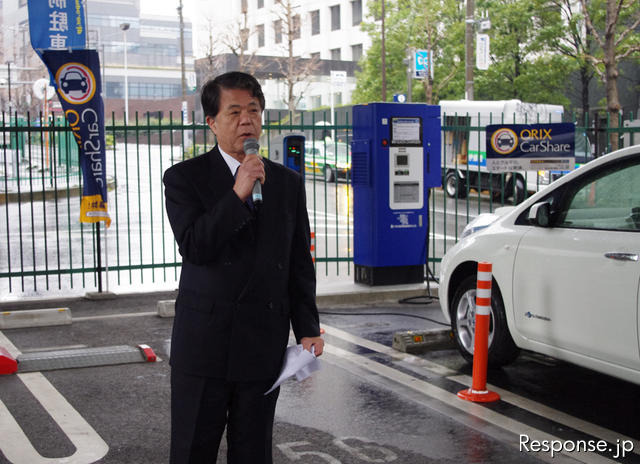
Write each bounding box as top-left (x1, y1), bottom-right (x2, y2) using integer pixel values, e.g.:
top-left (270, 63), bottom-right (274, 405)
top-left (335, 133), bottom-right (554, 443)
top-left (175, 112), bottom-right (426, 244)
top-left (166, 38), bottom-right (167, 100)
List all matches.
top-left (390, 117), bottom-right (422, 146)
top-left (389, 117), bottom-right (424, 210)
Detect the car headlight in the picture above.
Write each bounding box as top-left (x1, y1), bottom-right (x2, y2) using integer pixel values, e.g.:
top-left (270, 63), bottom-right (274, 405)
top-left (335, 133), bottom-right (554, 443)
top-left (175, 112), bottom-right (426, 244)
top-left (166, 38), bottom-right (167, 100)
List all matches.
top-left (460, 213), bottom-right (500, 239)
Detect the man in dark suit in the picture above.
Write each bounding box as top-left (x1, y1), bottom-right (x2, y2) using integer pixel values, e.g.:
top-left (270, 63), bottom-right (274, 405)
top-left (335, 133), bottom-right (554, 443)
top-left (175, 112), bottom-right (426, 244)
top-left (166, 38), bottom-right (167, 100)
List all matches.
top-left (163, 71), bottom-right (324, 464)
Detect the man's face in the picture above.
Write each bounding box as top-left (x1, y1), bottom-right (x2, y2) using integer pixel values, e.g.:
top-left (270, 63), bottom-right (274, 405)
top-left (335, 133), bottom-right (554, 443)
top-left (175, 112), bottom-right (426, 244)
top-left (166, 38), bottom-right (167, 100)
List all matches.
top-left (206, 87), bottom-right (263, 161)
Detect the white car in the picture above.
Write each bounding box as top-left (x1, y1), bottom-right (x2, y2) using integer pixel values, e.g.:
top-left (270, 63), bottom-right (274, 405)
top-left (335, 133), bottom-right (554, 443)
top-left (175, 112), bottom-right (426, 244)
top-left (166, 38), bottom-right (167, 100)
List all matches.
top-left (439, 145), bottom-right (640, 384)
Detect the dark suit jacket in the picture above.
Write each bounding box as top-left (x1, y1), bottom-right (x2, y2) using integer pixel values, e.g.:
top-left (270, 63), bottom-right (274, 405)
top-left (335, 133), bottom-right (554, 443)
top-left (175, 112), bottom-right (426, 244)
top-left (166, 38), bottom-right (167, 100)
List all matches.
top-left (163, 146), bottom-right (320, 381)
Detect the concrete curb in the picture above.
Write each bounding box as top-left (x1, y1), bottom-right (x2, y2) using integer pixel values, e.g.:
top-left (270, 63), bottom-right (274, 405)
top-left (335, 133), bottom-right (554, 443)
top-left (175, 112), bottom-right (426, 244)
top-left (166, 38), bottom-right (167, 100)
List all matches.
top-left (317, 284), bottom-right (438, 307)
top-left (0, 308), bottom-right (72, 329)
top-left (156, 284), bottom-right (438, 318)
top-left (157, 300), bottom-right (176, 318)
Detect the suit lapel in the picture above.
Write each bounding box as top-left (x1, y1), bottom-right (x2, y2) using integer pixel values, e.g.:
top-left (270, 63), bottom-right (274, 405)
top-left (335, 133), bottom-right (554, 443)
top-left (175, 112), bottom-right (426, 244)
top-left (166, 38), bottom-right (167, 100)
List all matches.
top-left (205, 146), bottom-right (235, 199)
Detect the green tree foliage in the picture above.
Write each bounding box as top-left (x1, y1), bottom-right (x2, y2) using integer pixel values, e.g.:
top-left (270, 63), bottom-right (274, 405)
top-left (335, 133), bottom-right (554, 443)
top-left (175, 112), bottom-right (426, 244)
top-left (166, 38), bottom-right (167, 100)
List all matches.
top-left (473, 0), bottom-right (572, 105)
top-left (353, 0), bottom-right (465, 104)
top-left (356, 0), bottom-right (580, 106)
top-left (578, 0), bottom-right (640, 149)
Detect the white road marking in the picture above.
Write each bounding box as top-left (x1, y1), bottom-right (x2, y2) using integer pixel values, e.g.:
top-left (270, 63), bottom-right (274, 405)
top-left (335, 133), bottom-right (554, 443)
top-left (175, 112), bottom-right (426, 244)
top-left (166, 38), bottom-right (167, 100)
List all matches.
top-left (72, 311), bottom-right (157, 322)
top-left (449, 374), bottom-right (640, 456)
top-left (322, 323), bottom-right (625, 464)
top-left (0, 331), bottom-right (109, 464)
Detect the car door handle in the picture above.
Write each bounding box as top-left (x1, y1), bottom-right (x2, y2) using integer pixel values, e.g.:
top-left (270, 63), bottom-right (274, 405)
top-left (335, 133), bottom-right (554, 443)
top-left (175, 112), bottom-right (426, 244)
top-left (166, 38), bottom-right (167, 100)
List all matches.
top-left (604, 252), bottom-right (639, 262)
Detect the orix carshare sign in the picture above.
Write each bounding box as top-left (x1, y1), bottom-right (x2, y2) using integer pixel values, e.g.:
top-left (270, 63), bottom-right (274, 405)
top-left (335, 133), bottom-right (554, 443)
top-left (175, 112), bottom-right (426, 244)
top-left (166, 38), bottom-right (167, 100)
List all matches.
top-left (486, 123), bottom-right (575, 173)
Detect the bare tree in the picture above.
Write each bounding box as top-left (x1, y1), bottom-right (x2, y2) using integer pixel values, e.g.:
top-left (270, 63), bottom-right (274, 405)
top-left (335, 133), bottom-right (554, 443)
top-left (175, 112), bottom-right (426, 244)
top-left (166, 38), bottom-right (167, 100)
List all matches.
top-left (579, 0), bottom-right (640, 150)
top-left (202, 8), bottom-right (264, 77)
top-left (272, 0), bottom-right (319, 112)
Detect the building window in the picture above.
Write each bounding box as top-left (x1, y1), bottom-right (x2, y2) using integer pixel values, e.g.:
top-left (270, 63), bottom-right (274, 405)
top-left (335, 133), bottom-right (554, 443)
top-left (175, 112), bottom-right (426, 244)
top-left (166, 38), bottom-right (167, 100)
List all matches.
top-left (334, 92), bottom-right (343, 106)
top-left (310, 52), bottom-right (321, 61)
top-left (274, 19), bottom-right (282, 44)
top-left (331, 5), bottom-right (341, 31)
top-left (311, 95), bottom-right (322, 108)
top-left (331, 48), bottom-right (341, 60)
top-left (352, 0), bottom-right (362, 25)
top-left (256, 24), bottom-right (264, 47)
top-left (293, 14), bottom-right (301, 39)
top-left (106, 81), bottom-right (123, 98)
top-left (257, 0), bottom-right (264, 8)
top-left (351, 43), bottom-right (363, 62)
top-left (310, 10), bottom-right (320, 35)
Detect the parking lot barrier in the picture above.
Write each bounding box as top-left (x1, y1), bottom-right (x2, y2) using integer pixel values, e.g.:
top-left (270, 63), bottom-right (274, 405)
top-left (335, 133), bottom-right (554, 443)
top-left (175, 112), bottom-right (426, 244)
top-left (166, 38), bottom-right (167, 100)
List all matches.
top-left (0, 346), bottom-right (18, 375)
top-left (458, 261), bottom-right (500, 403)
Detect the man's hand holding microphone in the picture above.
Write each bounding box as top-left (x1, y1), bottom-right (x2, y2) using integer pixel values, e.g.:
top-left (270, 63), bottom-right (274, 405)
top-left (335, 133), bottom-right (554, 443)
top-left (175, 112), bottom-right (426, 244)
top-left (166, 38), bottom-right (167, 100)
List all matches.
top-left (233, 138), bottom-right (264, 206)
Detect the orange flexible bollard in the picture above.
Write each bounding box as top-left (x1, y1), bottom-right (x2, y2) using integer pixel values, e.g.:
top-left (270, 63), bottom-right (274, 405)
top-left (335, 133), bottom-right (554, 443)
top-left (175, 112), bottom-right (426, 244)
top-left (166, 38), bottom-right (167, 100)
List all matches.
top-left (458, 262), bottom-right (500, 403)
top-left (310, 232), bottom-right (316, 263)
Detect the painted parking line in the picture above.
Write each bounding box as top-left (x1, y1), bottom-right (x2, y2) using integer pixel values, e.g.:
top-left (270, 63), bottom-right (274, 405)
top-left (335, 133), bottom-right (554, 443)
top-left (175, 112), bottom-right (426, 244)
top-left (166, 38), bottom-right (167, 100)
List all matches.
top-left (0, 331), bottom-right (109, 464)
top-left (321, 323), bottom-right (635, 464)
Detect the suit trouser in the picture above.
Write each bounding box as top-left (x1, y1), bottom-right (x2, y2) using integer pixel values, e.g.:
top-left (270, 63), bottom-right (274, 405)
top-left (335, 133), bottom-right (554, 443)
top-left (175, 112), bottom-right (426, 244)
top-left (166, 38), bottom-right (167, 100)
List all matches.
top-left (170, 368), bottom-right (280, 464)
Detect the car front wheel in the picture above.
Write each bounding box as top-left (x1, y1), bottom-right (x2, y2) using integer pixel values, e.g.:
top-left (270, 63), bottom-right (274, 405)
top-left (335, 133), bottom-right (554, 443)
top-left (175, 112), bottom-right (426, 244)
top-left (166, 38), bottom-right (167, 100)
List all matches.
top-left (445, 171), bottom-right (467, 198)
top-left (450, 274), bottom-right (519, 367)
top-left (323, 165), bottom-right (335, 182)
top-left (508, 175), bottom-right (526, 204)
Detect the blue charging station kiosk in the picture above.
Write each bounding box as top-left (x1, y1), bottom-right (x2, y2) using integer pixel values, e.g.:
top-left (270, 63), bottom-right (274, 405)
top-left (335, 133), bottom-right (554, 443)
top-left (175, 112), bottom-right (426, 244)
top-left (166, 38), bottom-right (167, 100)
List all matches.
top-left (351, 103), bottom-right (441, 285)
top-left (268, 133), bottom-right (306, 178)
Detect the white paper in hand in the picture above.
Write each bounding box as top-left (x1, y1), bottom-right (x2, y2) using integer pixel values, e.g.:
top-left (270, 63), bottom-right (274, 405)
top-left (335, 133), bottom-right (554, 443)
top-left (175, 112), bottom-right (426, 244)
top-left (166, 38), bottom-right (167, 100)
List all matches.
top-left (264, 344), bottom-right (321, 395)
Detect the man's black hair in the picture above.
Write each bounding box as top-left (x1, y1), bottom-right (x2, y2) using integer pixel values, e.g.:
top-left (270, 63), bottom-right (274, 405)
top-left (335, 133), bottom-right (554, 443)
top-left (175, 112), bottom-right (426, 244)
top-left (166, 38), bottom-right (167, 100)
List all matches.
top-left (201, 71), bottom-right (265, 118)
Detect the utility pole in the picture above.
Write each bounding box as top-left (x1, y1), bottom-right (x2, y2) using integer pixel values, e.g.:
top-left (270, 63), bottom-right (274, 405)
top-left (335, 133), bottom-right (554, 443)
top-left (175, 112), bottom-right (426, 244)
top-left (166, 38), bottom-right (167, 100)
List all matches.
top-left (7, 63), bottom-right (11, 107)
top-left (403, 49), bottom-right (413, 103)
top-left (464, 0), bottom-right (474, 100)
top-left (120, 23), bottom-right (130, 123)
top-left (381, 0), bottom-right (386, 101)
top-left (178, 0), bottom-right (187, 99)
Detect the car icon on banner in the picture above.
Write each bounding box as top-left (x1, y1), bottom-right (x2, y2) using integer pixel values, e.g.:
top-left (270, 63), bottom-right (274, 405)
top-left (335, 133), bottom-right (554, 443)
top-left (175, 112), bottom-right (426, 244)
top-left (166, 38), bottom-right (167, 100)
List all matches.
top-left (60, 71), bottom-right (88, 93)
top-left (55, 62), bottom-right (96, 105)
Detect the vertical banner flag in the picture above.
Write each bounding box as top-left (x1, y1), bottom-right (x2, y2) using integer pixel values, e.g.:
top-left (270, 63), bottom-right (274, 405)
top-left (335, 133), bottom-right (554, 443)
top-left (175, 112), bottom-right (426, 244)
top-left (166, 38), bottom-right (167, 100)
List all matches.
top-left (28, 1), bottom-right (110, 226)
top-left (41, 50), bottom-right (111, 226)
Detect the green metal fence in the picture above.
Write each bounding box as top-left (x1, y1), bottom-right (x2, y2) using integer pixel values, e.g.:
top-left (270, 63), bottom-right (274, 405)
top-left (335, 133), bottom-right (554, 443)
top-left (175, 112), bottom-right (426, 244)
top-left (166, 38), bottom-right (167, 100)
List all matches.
top-left (0, 109), bottom-right (638, 297)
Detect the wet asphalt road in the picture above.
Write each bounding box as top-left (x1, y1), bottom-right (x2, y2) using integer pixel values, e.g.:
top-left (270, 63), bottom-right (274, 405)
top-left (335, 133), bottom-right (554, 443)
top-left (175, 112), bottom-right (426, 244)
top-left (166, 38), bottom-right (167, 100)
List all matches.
top-left (0, 293), bottom-right (639, 464)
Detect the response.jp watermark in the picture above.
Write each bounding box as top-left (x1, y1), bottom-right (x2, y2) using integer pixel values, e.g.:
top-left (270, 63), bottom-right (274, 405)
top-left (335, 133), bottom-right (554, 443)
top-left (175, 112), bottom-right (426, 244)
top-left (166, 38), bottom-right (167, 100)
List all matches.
top-left (520, 434), bottom-right (635, 460)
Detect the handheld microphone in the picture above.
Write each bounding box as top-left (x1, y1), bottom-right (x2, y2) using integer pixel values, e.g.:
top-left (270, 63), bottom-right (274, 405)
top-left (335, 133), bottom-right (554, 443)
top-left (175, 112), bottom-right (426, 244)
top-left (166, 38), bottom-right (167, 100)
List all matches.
top-left (242, 138), bottom-right (263, 205)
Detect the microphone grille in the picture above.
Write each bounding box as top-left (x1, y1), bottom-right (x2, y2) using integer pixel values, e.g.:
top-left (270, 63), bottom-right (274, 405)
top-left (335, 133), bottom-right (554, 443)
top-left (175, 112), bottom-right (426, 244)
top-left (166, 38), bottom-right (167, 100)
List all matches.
top-left (243, 138), bottom-right (260, 154)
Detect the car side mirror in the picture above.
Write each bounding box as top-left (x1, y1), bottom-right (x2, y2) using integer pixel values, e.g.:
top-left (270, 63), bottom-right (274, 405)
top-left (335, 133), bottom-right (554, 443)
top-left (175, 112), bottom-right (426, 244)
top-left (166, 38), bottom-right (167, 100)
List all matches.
top-left (528, 202), bottom-right (551, 227)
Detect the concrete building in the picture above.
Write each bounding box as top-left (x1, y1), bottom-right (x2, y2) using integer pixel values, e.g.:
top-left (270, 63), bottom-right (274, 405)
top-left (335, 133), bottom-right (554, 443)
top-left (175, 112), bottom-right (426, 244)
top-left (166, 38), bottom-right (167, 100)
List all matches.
top-left (193, 0), bottom-right (372, 111)
top-left (1, 0), bottom-right (195, 117)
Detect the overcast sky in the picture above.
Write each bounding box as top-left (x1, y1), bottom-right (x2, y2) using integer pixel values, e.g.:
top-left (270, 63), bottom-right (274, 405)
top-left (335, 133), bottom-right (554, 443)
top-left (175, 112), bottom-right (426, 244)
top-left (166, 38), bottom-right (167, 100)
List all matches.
top-left (140, 0), bottom-right (195, 21)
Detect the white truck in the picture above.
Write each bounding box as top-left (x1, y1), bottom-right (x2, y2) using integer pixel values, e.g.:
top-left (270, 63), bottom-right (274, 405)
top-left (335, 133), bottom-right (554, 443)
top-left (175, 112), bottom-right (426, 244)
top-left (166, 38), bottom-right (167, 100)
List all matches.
top-left (440, 99), bottom-right (565, 203)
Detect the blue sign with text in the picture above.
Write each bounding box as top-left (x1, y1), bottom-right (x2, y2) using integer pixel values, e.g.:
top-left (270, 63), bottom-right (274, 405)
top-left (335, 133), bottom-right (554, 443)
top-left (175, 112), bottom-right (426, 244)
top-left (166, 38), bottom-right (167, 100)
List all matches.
top-left (486, 123), bottom-right (575, 173)
top-left (414, 50), bottom-right (430, 79)
top-left (28, 0), bottom-right (86, 52)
